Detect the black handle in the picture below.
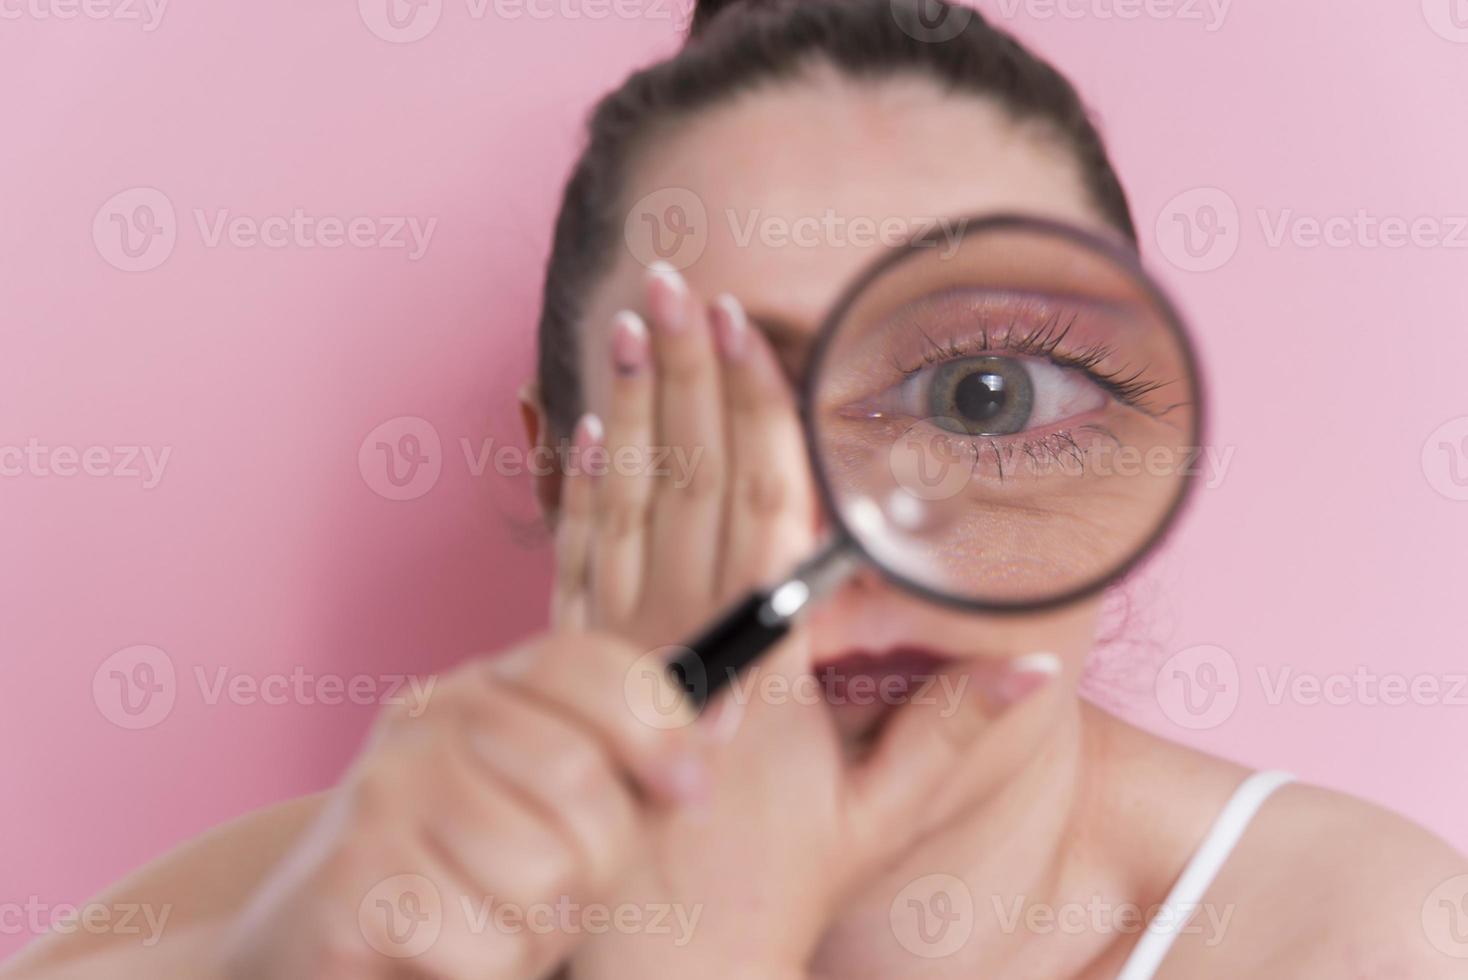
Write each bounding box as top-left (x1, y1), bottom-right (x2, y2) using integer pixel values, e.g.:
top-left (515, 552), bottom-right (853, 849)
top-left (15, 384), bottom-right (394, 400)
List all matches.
top-left (666, 589), bottom-right (792, 711)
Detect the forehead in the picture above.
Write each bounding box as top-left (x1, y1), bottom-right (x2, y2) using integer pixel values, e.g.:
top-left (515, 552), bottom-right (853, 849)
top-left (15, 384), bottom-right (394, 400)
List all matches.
top-left (587, 67), bottom-right (1111, 369)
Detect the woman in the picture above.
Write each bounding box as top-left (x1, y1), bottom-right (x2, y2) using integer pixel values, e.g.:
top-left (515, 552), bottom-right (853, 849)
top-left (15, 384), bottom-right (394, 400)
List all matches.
top-left (9, 0), bottom-right (1464, 976)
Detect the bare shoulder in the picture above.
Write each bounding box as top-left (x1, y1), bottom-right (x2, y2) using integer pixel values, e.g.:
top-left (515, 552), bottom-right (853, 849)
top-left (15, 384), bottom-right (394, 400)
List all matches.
top-left (1163, 779), bottom-right (1468, 978)
top-left (1081, 710), bottom-right (1467, 977)
top-left (2, 792), bottom-right (326, 974)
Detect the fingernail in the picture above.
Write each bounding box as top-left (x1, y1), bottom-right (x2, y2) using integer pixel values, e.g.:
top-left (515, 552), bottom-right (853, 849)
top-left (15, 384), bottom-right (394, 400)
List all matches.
top-left (647, 261), bottom-right (688, 332)
top-left (711, 293), bottom-right (748, 360)
top-left (610, 311), bottom-right (650, 376)
top-left (572, 413), bottom-right (605, 479)
top-left (992, 652), bottom-right (1061, 708)
top-left (573, 412), bottom-right (603, 451)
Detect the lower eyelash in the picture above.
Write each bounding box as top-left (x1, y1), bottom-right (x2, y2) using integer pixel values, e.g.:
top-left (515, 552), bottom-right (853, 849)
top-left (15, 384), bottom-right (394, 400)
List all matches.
top-left (946, 424), bottom-right (1121, 483)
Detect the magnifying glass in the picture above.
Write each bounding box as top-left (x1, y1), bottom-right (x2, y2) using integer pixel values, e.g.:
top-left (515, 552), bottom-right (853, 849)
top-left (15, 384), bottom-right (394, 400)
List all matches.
top-left (667, 214), bottom-right (1203, 709)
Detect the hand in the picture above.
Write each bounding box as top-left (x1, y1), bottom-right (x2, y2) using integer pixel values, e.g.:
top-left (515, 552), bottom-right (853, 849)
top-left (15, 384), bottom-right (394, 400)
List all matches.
top-left (550, 265), bottom-right (1063, 974)
top-left (550, 259), bottom-right (817, 649)
top-left (216, 632), bottom-right (710, 980)
top-left (565, 628), bottom-right (1059, 976)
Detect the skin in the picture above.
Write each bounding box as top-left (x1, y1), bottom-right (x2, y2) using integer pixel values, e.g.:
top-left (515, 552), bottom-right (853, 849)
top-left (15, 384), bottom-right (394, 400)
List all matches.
top-left (6, 64), bottom-right (1465, 980)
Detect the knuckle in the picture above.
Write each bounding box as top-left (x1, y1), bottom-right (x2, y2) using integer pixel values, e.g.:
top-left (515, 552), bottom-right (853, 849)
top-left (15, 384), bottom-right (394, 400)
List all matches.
top-left (734, 466), bottom-right (789, 516)
top-left (517, 838), bottom-right (580, 903)
top-left (661, 346), bottom-right (714, 386)
top-left (595, 488), bottom-right (646, 543)
top-left (544, 736), bottom-right (614, 800)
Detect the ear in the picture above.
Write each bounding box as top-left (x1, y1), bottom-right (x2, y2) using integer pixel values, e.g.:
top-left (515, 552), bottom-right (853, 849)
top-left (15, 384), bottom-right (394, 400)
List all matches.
top-left (518, 381), bottom-right (564, 527)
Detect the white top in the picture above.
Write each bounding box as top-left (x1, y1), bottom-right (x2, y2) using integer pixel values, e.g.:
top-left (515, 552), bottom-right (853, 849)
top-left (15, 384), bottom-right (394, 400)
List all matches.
top-left (1114, 769), bottom-right (1296, 980)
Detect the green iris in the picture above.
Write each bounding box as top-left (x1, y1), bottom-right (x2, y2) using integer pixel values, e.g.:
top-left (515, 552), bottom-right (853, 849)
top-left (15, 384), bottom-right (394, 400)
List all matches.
top-left (927, 356), bottom-right (1035, 435)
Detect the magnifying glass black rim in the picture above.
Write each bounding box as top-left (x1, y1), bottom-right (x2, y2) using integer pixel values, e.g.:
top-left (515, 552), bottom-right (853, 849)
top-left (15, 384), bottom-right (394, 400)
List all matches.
top-left (798, 212), bottom-right (1207, 616)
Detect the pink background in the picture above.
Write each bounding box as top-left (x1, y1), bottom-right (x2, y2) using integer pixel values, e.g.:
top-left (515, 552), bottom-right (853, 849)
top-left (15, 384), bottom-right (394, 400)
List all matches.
top-left (2, 0), bottom-right (1466, 959)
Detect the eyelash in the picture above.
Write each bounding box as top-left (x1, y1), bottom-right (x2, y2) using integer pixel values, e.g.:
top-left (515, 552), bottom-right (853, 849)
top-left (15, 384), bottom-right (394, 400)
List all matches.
top-left (890, 312), bottom-right (1166, 412)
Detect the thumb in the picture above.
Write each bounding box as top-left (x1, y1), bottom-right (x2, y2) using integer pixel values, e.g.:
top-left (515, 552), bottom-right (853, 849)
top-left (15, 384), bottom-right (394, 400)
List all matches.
top-left (844, 652), bottom-right (1063, 845)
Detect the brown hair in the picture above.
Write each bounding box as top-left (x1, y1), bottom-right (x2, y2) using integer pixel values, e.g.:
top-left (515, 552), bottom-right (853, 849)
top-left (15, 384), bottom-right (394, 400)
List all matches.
top-left (535, 0), bottom-right (1137, 436)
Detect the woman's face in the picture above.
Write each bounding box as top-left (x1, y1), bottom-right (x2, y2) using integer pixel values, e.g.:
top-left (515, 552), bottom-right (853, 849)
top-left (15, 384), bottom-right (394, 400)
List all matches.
top-left (566, 67), bottom-right (1124, 726)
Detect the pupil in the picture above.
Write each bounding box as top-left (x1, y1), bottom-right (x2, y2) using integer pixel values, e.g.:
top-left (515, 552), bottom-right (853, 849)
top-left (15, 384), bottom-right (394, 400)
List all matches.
top-left (954, 372), bottom-right (1007, 423)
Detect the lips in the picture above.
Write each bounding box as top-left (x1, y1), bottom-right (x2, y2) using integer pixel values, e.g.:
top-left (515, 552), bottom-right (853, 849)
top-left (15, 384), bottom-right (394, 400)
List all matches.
top-left (813, 645), bottom-right (958, 706)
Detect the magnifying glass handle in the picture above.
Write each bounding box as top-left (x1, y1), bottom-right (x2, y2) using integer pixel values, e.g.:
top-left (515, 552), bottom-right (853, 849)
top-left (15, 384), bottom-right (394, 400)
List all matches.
top-left (666, 540), bottom-right (858, 711)
top-left (666, 589), bottom-right (794, 710)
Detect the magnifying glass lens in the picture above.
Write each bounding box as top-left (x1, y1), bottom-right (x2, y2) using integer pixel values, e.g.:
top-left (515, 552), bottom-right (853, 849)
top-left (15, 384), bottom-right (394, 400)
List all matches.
top-left (809, 220), bottom-right (1200, 606)
top-left (670, 217), bottom-right (1202, 706)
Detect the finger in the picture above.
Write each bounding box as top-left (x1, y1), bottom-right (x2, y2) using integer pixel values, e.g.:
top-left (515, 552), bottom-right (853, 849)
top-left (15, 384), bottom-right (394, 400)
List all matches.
top-left (344, 846), bottom-right (534, 979)
top-left (712, 293), bottom-right (817, 600)
top-left (845, 652), bottom-right (1062, 843)
top-left (466, 684), bottom-right (641, 893)
top-left (485, 633), bottom-right (709, 807)
top-left (417, 776), bottom-right (576, 978)
top-left (643, 262), bottom-right (727, 609)
top-left (424, 748), bottom-right (580, 911)
top-left (719, 626), bottom-right (829, 751)
top-left (592, 311), bottom-right (655, 624)
top-left (550, 413), bottom-right (601, 630)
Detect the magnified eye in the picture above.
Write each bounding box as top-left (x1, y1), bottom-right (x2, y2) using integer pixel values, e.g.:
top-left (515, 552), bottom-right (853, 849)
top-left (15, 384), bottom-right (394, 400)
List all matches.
top-left (859, 355), bottom-right (1109, 436)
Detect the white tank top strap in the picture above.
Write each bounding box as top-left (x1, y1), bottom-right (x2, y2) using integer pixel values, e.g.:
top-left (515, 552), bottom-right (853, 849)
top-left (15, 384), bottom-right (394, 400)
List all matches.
top-left (1115, 769), bottom-right (1296, 980)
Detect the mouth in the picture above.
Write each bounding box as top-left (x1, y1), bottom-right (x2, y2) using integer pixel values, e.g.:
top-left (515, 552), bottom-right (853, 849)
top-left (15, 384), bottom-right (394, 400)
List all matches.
top-left (813, 645), bottom-right (964, 745)
top-left (815, 645), bottom-right (960, 701)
